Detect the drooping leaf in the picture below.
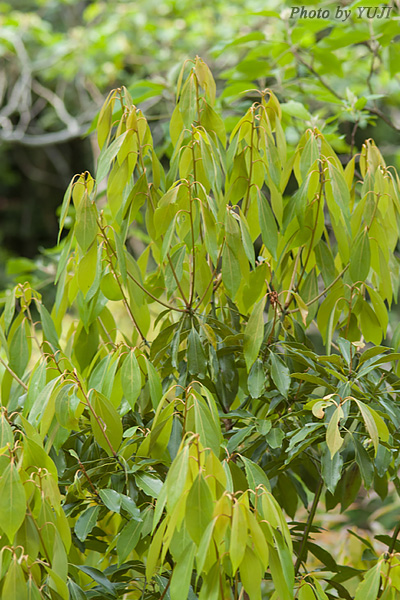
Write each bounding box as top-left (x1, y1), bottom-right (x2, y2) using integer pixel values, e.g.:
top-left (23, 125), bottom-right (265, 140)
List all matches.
top-left (243, 298), bottom-right (265, 371)
top-left (187, 327), bottom-right (207, 378)
top-left (121, 350), bottom-right (142, 410)
top-left (0, 460), bottom-right (26, 541)
top-left (170, 541), bottom-right (196, 600)
top-left (350, 229), bottom-right (371, 284)
top-left (185, 474), bottom-right (214, 545)
top-left (270, 352), bottom-right (290, 397)
top-left (116, 518), bottom-right (143, 564)
top-left (257, 190), bottom-right (278, 259)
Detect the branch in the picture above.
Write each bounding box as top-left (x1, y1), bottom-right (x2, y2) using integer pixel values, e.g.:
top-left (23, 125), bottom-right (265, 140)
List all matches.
top-left (0, 125), bottom-right (90, 146)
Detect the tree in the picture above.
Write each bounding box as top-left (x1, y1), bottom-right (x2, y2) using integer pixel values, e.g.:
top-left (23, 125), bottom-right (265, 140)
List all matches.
top-left (0, 58), bottom-right (399, 599)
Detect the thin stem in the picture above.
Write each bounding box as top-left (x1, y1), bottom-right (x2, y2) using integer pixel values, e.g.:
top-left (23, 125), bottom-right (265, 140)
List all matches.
top-left (287, 265), bottom-right (349, 314)
top-left (73, 371), bottom-right (120, 462)
top-left (294, 477), bottom-right (323, 577)
top-left (388, 521), bottom-right (400, 554)
top-left (26, 507), bottom-right (51, 565)
top-left (100, 224), bottom-right (187, 313)
top-left (102, 231), bottom-right (148, 344)
top-left (188, 182), bottom-right (196, 308)
top-left (159, 569), bottom-right (173, 600)
top-left (0, 355), bottom-right (28, 390)
top-left (293, 166), bottom-right (326, 297)
top-left (194, 239), bottom-right (225, 311)
top-left (242, 108), bottom-right (256, 217)
top-left (284, 247), bottom-right (302, 310)
top-left (167, 251), bottom-right (190, 307)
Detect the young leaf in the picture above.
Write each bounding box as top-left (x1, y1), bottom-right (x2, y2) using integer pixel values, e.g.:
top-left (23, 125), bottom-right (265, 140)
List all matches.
top-left (230, 502), bottom-right (248, 575)
top-left (326, 406), bottom-right (344, 459)
top-left (75, 193), bottom-right (98, 253)
top-left (185, 474), bottom-right (214, 545)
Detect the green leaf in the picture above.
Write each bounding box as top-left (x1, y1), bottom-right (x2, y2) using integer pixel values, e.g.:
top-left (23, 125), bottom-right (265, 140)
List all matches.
top-left (74, 505), bottom-right (100, 542)
top-left (247, 359), bottom-right (265, 398)
top-left (326, 406), bottom-right (344, 459)
top-left (100, 272), bottom-right (124, 301)
top-left (315, 240), bottom-right (336, 287)
top-left (196, 519), bottom-right (216, 574)
top-left (270, 352), bottom-right (290, 397)
top-left (350, 229), bottom-right (371, 284)
top-left (243, 298), bottom-right (265, 371)
top-left (75, 193), bottom-right (98, 253)
top-left (222, 243), bottom-right (241, 299)
top-left (0, 460), bottom-right (26, 541)
top-left (58, 176), bottom-right (74, 243)
top-left (89, 390), bottom-right (123, 456)
top-left (321, 442), bottom-right (343, 493)
top-left (121, 351), bottom-right (142, 410)
top-left (241, 456), bottom-right (271, 492)
top-left (187, 327), bottom-right (207, 378)
top-left (359, 303), bottom-right (382, 345)
top-left (240, 546), bottom-right (263, 600)
top-left (99, 489), bottom-right (121, 513)
top-left (38, 303), bottom-right (60, 350)
top-left (96, 131), bottom-right (128, 182)
top-left (116, 518), bottom-right (143, 564)
top-left (299, 583), bottom-right (317, 600)
top-left (146, 358), bottom-right (163, 409)
top-left (166, 445), bottom-right (190, 512)
top-left (257, 190), bottom-right (278, 259)
top-left (0, 412), bottom-right (14, 447)
top-left (185, 474), bottom-right (214, 545)
top-left (2, 558), bottom-right (28, 600)
top-left (194, 395), bottom-right (221, 456)
top-left (354, 560), bottom-right (382, 600)
top-left (230, 501), bottom-right (247, 573)
top-left (170, 541), bottom-right (196, 600)
top-left (179, 73), bottom-right (197, 127)
top-left (135, 473), bottom-right (163, 498)
top-left (74, 565), bottom-right (117, 598)
top-left (67, 580), bottom-right (86, 600)
top-left (354, 438), bottom-right (374, 489)
top-left (238, 210), bottom-right (255, 268)
top-left (9, 320), bottom-right (29, 378)
top-left (269, 545), bottom-right (292, 600)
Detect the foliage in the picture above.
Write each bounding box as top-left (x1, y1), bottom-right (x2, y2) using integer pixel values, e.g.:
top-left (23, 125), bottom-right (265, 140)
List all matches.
top-left (0, 58), bottom-right (400, 600)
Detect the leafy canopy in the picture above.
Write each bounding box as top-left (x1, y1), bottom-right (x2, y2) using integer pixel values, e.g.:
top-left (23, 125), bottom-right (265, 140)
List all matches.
top-left (0, 58), bottom-right (399, 600)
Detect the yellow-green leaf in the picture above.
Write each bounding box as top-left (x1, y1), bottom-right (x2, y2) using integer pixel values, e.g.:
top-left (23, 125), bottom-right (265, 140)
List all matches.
top-left (230, 501), bottom-right (247, 573)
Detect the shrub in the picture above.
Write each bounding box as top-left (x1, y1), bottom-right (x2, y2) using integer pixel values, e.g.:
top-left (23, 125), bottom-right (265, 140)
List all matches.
top-left (0, 58), bottom-right (399, 600)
